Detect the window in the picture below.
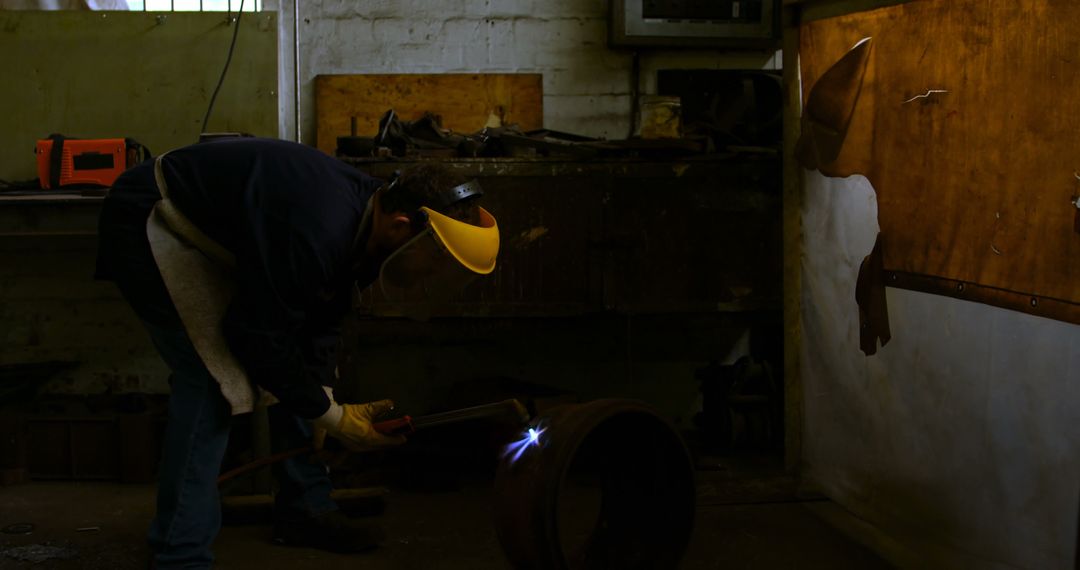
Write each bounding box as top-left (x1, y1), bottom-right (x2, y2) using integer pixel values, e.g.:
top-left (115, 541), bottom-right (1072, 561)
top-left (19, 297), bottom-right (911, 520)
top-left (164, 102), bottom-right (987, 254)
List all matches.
top-left (125, 0), bottom-right (260, 11)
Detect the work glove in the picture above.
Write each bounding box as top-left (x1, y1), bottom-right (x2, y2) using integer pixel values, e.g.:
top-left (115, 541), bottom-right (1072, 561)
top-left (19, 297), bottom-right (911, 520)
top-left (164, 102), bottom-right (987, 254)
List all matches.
top-left (312, 388), bottom-right (407, 452)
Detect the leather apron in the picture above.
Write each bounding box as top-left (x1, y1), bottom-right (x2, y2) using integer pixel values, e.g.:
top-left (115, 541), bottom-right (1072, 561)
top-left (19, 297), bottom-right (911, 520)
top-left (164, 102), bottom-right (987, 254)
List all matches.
top-left (145, 153), bottom-right (272, 415)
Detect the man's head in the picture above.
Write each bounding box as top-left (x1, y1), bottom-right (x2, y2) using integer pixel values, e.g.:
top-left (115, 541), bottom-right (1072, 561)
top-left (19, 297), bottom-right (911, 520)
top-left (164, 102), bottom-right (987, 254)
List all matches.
top-left (366, 163), bottom-right (481, 259)
top-left (357, 163), bottom-right (500, 309)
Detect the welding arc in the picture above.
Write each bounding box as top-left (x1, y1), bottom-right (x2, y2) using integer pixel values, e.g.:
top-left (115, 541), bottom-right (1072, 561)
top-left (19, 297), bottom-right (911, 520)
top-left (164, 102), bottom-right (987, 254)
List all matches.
top-left (493, 399), bottom-right (696, 569)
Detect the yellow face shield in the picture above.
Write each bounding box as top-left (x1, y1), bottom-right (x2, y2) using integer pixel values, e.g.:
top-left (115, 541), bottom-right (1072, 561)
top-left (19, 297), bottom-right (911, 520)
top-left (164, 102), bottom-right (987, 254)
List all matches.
top-left (377, 205), bottom-right (500, 313)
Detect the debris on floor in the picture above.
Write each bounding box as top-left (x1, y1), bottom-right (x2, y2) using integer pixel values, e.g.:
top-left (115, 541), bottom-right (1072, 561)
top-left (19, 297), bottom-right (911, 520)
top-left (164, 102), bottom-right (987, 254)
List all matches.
top-left (1, 542), bottom-right (78, 563)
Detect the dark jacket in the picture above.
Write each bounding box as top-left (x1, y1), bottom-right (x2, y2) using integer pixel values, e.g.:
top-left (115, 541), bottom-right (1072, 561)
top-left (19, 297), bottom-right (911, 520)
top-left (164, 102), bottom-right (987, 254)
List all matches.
top-left (96, 137), bottom-right (382, 418)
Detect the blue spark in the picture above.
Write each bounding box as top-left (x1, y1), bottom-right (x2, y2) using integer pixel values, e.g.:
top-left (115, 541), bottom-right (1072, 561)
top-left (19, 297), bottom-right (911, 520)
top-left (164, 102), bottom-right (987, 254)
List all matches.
top-left (504, 425), bottom-right (546, 464)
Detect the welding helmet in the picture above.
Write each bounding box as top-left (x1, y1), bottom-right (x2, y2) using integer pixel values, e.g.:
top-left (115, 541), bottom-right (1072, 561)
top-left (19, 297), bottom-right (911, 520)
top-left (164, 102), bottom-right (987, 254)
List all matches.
top-left (377, 179), bottom-right (499, 311)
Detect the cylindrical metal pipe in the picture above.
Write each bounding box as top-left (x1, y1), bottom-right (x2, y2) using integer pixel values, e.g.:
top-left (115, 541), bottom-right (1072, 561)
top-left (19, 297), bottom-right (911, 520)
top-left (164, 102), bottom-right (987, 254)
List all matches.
top-left (494, 399), bottom-right (696, 569)
top-left (292, 0), bottom-right (301, 142)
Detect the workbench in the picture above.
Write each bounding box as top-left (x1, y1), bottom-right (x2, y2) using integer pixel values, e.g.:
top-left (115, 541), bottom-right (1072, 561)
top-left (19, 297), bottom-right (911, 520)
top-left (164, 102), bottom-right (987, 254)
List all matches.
top-left (1, 154), bottom-right (783, 317)
top-left (347, 156), bottom-right (782, 318)
top-left (337, 155), bottom-right (784, 421)
top-left (0, 154), bottom-right (784, 425)
top-left (0, 193), bottom-right (104, 237)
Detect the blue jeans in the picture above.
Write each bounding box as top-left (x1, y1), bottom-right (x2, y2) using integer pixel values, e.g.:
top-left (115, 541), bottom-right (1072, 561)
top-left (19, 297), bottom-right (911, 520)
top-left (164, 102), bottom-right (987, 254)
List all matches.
top-left (139, 319), bottom-right (338, 569)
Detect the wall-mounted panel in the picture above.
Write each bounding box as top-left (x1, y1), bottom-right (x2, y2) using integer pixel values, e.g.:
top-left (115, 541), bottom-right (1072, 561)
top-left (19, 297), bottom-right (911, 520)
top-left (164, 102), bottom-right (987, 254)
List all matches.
top-left (799, 0), bottom-right (1080, 323)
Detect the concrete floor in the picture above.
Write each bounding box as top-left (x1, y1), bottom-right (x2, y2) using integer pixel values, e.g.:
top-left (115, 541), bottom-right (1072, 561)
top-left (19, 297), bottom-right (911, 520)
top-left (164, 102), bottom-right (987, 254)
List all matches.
top-left (0, 481), bottom-right (891, 569)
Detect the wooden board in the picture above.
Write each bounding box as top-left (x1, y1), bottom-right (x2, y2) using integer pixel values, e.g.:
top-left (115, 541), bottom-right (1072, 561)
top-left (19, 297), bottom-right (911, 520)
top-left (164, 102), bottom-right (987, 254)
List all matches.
top-left (799, 0), bottom-right (1080, 322)
top-left (314, 74), bottom-right (543, 156)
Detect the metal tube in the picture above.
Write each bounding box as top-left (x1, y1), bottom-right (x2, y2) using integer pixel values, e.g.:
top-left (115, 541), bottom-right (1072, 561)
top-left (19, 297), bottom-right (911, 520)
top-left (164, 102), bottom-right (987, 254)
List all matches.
top-left (494, 399), bottom-right (696, 569)
top-left (293, 0), bottom-right (301, 142)
top-left (413, 399), bottom-right (530, 429)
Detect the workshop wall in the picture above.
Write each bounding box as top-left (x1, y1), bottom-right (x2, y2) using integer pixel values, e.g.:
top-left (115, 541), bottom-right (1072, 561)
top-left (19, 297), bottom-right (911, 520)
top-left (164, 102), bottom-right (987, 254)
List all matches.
top-left (0, 235), bottom-right (168, 394)
top-left (794, 3), bottom-right (1080, 567)
top-left (272, 0), bottom-right (781, 142)
top-left (800, 171), bottom-right (1080, 569)
top-left (0, 11), bottom-right (278, 181)
top-left (0, 10), bottom-right (277, 395)
top-left (2, 5), bottom-right (783, 416)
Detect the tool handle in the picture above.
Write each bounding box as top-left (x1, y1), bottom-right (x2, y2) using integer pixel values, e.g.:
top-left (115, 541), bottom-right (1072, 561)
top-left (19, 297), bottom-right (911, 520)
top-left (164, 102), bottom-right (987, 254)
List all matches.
top-left (373, 416), bottom-right (414, 436)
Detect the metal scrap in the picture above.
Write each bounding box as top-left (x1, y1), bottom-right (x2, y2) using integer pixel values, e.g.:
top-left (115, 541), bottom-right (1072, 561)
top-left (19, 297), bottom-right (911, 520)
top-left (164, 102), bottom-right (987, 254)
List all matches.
top-left (1, 523), bottom-right (34, 535)
top-left (339, 109), bottom-right (714, 160)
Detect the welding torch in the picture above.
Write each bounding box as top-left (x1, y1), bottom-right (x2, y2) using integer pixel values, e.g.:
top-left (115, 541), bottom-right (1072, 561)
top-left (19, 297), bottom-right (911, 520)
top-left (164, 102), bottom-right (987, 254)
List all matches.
top-left (217, 399), bottom-right (531, 485)
top-left (367, 398), bottom-right (530, 435)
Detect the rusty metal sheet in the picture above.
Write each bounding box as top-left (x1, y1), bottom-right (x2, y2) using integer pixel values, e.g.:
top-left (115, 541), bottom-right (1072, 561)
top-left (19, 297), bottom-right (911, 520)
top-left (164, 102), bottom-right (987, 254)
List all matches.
top-left (600, 160), bottom-right (781, 313)
top-left (799, 0), bottom-right (1080, 323)
top-left (0, 158), bottom-right (782, 320)
top-left (353, 158), bottom-right (781, 317)
top-left (355, 170), bottom-right (605, 317)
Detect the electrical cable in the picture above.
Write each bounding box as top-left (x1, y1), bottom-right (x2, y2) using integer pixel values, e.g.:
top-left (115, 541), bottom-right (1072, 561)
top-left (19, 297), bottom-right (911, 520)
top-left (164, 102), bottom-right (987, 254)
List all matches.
top-left (218, 445), bottom-right (312, 485)
top-left (200, 0), bottom-right (246, 136)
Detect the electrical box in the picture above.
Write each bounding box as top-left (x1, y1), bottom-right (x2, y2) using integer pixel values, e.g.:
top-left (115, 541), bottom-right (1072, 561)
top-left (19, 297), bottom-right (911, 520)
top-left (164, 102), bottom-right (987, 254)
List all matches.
top-left (35, 137), bottom-right (129, 189)
top-left (610, 0), bottom-right (778, 48)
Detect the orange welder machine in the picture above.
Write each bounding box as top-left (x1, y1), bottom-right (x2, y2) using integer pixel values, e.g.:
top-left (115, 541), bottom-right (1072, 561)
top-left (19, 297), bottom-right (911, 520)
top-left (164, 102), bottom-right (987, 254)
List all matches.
top-left (35, 135), bottom-right (151, 189)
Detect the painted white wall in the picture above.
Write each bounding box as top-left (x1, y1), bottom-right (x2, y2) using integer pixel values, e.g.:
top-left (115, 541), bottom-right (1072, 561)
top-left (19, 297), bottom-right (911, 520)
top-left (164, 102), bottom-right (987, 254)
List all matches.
top-left (265, 0), bottom-right (780, 144)
top-left (801, 170), bottom-right (1080, 569)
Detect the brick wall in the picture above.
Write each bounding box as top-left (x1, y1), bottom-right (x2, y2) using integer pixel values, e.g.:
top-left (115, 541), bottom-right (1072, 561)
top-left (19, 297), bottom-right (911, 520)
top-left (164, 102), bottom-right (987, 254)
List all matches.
top-left (274, 0), bottom-right (781, 142)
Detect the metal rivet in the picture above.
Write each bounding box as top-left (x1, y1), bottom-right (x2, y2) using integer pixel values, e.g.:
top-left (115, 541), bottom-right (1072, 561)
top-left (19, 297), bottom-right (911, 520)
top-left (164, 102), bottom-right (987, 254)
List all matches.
top-left (957, 283), bottom-right (965, 292)
top-left (1030, 297), bottom-right (1038, 307)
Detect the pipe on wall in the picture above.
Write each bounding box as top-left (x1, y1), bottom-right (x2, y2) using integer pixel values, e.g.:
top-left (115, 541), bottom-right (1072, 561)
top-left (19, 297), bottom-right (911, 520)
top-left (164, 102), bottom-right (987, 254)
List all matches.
top-left (292, 0), bottom-right (300, 142)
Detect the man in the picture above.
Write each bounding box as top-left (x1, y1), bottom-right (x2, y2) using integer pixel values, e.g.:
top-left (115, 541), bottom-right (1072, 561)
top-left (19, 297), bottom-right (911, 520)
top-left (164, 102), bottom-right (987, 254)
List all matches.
top-left (95, 137), bottom-right (499, 569)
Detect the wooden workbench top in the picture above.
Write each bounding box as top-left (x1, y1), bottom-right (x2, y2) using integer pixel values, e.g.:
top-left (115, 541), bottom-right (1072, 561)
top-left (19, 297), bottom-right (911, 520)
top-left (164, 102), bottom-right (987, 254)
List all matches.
top-left (0, 193), bottom-right (105, 205)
